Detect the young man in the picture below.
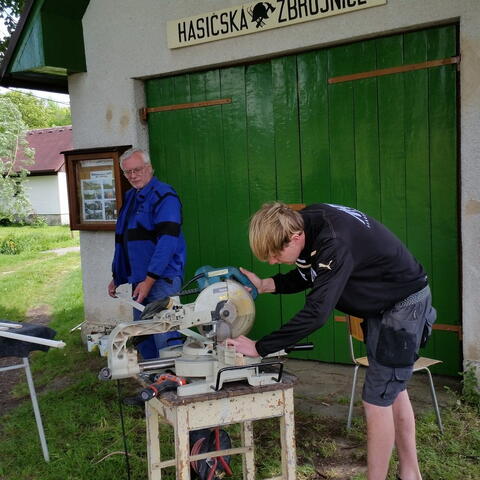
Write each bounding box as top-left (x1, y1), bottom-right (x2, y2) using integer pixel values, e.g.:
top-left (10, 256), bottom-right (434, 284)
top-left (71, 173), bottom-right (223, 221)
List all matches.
top-left (227, 202), bottom-right (436, 480)
top-left (107, 148), bottom-right (186, 360)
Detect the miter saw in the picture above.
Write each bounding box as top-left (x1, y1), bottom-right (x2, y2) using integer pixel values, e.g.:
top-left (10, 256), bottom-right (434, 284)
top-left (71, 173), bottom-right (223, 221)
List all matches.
top-left (98, 266), bottom-right (301, 396)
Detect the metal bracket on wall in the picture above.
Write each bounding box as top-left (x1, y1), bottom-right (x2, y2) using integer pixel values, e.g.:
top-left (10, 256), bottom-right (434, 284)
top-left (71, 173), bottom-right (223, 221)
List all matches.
top-left (139, 98), bottom-right (232, 122)
top-left (328, 56), bottom-right (460, 85)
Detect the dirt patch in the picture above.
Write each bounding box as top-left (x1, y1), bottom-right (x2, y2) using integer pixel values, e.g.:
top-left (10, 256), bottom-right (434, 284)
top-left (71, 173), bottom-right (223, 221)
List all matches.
top-left (0, 305), bottom-right (53, 416)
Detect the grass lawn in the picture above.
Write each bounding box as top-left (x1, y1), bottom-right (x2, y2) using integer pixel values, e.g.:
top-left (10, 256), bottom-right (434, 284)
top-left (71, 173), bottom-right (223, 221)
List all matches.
top-left (0, 228), bottom-right (478, 479)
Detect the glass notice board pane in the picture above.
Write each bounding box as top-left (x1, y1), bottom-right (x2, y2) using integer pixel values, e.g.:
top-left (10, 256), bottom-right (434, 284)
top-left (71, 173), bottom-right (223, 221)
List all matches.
top-left (76, 158), bottom-right (117, 223)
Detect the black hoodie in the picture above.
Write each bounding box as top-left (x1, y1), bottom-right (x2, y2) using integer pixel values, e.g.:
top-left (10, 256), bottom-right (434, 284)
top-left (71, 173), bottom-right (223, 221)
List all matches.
top-left (255, 203), bottom-right (427, 357)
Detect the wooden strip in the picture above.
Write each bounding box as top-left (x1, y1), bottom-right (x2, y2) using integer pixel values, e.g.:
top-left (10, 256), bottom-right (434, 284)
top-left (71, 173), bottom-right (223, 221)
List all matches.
top-left (328, 56), bottom-right (460, 84)
top-left (334, 315), bottom-right (461, 334)
top-left (140, 97), bottom-right (232, 121)
top-left (156, 445), bottom-right (254, 468)
top-left (287, 203), bottom-right (305, 211)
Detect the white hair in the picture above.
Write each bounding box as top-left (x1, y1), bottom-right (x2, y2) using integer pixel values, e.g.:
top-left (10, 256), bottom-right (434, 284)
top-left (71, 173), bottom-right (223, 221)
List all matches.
top-left (119, 148), bottom-right (151, 168)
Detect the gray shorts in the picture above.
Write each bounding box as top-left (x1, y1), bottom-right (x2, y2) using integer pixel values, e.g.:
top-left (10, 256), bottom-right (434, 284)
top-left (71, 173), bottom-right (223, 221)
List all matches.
top-left (362, 285), bottom-right (437, 407)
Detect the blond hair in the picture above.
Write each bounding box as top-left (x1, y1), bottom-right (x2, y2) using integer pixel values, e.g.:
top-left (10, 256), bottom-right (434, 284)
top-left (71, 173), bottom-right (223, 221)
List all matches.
top-left (249, 202), bottom-right (304, 261)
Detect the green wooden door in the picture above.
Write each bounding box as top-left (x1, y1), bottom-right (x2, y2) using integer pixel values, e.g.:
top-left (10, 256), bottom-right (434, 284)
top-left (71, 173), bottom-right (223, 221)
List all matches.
top-left (146, 24), bottom-right (459, 375)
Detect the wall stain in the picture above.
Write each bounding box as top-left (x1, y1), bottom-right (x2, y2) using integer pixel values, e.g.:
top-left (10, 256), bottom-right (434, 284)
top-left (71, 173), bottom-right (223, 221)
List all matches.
top-left (465, 199), bottom-right (480, 215)
top-left (105, 107), bottom-right (113, 123)
top-left (120, 111), bottom-right (130, 130)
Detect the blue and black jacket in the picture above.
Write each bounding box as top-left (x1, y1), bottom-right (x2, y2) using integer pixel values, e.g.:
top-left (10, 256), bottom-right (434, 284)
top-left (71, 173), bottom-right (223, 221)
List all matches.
top-left (112, 177), bottom-right (186, 286)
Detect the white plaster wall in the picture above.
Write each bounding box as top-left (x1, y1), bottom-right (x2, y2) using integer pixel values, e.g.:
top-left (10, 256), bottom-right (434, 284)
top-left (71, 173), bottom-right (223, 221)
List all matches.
top-left (25, 175), bottom-right (60, 214)
top-left (57, 171), bottom-right (70, 224)
top-left (68, 0), bottom-right (480, 377)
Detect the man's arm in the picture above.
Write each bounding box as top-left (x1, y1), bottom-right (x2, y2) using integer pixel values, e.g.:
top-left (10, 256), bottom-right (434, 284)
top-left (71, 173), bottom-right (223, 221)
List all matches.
top-left (249, 238), bottom-right (354, 357)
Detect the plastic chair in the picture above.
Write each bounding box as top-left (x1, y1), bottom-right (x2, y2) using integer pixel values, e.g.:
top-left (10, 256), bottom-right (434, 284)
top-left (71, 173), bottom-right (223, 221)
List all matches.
top-left (345, 315), bottom-right (444, 433)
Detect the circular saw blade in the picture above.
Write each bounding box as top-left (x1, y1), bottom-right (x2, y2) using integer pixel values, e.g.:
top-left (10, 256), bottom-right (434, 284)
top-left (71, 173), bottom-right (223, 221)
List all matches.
top-left (194, 279), bottom-right (255, 340)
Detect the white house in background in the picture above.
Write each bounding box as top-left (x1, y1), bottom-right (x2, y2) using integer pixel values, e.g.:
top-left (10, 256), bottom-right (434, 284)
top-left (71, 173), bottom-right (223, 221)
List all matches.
top-left (21, 126), bottom-right (73, 225)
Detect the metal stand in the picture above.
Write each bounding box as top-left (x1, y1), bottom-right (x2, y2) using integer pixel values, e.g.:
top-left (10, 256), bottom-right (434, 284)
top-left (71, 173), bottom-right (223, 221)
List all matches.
top-left (144, 373), bottom-right (297, 479)
top-left (0, 357), bottom-right (50, 462)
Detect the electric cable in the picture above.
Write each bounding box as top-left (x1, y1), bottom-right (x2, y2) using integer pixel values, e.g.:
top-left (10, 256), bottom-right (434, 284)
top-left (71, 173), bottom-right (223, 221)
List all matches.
top-left (116, 380), bottom-right (132, 480)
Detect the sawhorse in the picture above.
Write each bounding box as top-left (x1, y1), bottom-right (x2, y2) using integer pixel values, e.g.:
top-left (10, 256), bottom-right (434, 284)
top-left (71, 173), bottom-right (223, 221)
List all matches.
top-left (145, 373), bottom-right (297, 479)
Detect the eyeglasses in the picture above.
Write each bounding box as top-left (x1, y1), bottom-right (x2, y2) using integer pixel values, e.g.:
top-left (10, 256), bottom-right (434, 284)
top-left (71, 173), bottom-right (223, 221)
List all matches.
top-left (122, 166), bottom-right (146, 177)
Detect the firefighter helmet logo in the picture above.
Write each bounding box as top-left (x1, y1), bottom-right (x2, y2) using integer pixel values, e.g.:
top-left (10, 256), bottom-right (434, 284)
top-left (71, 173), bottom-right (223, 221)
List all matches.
top-left (248, 2), bottom-right (276, 28)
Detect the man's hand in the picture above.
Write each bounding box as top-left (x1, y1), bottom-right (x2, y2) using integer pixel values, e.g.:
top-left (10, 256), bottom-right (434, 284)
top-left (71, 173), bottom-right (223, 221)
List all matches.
top-left (239, 267), bottom-right (276, 294)
top-left (133, 276), bottom-right (156, 303)
top-left (108, 279), bottom-right (117, 298)
top-left (226, 335), bottom-right (260, 357)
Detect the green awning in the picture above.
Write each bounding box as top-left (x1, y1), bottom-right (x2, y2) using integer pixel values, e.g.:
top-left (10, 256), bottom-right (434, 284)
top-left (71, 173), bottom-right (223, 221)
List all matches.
top-left (0, 0), bottom-right (90, 93)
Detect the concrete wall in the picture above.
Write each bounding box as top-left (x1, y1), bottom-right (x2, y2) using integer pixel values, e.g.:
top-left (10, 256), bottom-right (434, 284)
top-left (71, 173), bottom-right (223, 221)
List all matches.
top-left (68, 0), bottom-right (480, 377)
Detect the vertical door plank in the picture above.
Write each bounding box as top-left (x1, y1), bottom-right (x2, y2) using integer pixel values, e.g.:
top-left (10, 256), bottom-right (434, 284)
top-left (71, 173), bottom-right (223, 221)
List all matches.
top-left (272, 55), bottom-right (306, 355)
top-left (146, 77), bottom-right (174, 180)
top-left (427, 25), bottom-right (459, 374)
top-left (220, 67), bottom-right (251, 269)
top-left (204, 69), bottom-right (230, 266)
top-left (190, 72), bottom-right (212, 267)
top-left (172, 74), bottom-right (201, 281)
top-left (327, 44), bottom-right (356, 207)
top-left (403, 31), bottom-right (432, 278)
top-left (245, 62), bottom-right (282, 339)
top-left (327, 43), bottom-right (357, 363)
top-left (403, 30), bottom-right (437, 360)
top-left (376, 34), bottom-right (407, 242)
top-left (297, 49), bottom-right (334, 361)
top-left (351, 39), bottom-right (378, 360)
top-left (353, 40), bottom-right (381, 220)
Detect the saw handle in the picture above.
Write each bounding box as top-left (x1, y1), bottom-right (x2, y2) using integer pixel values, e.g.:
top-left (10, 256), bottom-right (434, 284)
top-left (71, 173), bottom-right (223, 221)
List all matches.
top-left (194, 266), bottom-right (258, 299)
top-left (229, 267), bottom-right (258, 299)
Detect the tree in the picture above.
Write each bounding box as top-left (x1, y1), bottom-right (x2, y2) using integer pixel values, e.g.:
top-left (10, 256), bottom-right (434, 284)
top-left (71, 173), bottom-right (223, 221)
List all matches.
top-left (0, 0), bottom-right (25, 61)
top-left (0, 95), bottom-right (34, 222)
top-left (1, 90), bottom-right (71, 128)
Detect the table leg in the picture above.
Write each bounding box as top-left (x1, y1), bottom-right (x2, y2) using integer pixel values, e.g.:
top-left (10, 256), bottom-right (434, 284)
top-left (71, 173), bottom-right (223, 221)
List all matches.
top-left (280, 388), bottom-right (296, 480)
top-left (175, 406), bottom-right (191, 479)
top-left (146, 402), bottom-right (162, 480)
top-left (241, 420), bottom-right (255, 480)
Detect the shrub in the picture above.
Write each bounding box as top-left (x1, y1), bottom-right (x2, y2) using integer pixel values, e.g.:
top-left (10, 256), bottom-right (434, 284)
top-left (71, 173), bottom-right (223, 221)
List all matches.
top-left (0, 235), bottom-right (28, 254)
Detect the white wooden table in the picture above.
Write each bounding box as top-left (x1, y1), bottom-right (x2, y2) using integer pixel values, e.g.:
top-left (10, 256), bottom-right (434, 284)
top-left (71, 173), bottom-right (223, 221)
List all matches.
top-left (144, 373), bottom-right (297, 479)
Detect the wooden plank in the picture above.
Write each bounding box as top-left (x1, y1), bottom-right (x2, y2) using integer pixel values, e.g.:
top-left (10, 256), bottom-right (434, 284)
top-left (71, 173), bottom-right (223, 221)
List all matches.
top-left (272, 55), bottom-right (306, 353)
top-left (376, 34), bottom-right (407, 242)
top-left (245, 61), bottom-right (282, 340)
top-left (141, 98), bottom-right (232, 119)
top-left (328, 56), bottom-right (459, 84)
top-left (298, 50), bottom-right (331, 205)
top-left (146, 77), bottom-right (172, 180)
top-left (219, 66), bottom-right (251, 269)
top-left (327, 42), bottom-right (358, 364)
top-left (353, 39), bottom-right (381, 220)
top-left (297, 49), bottom-right (334, 361)
top-left (403, 30), bottom-right (436, 360)
top-left (172, 74), bottom-right (201, 281)
top-left (427, 25), bottom-right (459, 375)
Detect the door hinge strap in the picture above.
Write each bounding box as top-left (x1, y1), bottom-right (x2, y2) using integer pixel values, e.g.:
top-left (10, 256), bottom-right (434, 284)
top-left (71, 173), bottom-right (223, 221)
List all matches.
top-left (140, 98), bottom-right (232, 122)
top-left (328, 56), bottom-right (460, 85)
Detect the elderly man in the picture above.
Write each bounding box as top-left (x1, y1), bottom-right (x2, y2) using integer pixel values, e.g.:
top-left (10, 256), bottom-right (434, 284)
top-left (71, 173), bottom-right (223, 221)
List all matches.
top-left (228, 202), bottom-right (436, 480)
top-left (107, 148), bottom-right (186, 360)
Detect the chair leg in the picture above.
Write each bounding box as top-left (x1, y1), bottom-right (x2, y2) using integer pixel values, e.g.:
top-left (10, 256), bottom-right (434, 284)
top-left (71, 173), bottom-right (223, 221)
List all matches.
top-left (347, 365), bottom-right (360, 430)
top-left (424, 367), bottom-right (444, 434)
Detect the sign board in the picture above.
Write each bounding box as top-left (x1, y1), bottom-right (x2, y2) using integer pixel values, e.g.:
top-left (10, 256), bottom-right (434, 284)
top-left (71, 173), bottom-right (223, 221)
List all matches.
top-left (167, 0), bottom-right (387, 49)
